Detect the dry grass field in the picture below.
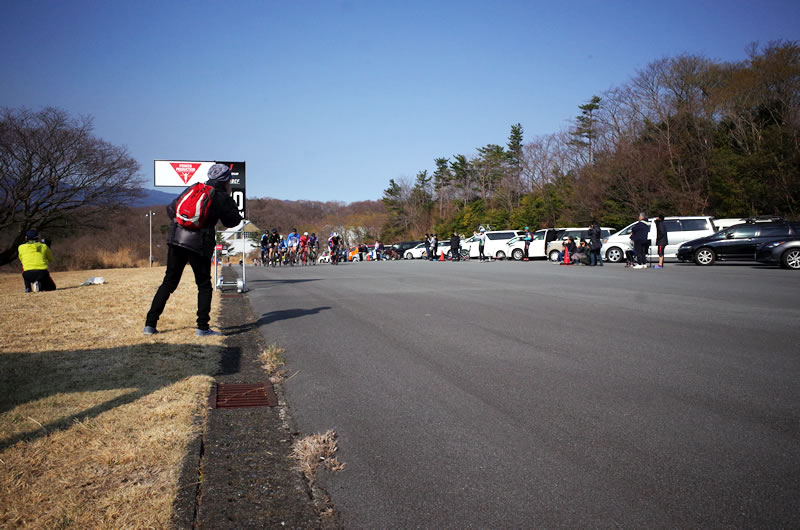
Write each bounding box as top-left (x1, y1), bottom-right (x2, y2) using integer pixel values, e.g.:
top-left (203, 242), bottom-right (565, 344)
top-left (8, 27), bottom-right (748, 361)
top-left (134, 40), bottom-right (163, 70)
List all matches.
top-left (0, 267), bottom-right (225, 528)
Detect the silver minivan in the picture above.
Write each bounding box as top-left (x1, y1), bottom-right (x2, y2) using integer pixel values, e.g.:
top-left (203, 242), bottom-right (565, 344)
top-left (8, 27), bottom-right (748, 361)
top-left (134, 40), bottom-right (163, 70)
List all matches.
top-left (601, 216), bottom-right (716, 263)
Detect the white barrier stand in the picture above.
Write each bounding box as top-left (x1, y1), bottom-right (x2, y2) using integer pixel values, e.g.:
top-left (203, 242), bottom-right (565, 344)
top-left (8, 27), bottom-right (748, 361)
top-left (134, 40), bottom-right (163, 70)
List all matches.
top-left (215, 224), bottom-right (249, 293)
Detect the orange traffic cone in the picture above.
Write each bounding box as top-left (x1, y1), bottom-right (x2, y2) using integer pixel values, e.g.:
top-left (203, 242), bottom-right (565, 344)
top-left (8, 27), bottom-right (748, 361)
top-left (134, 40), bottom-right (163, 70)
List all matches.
top-left (562, 246), bottom-right (571, 265)
top-left (439, 250), bottom-right (445, 261)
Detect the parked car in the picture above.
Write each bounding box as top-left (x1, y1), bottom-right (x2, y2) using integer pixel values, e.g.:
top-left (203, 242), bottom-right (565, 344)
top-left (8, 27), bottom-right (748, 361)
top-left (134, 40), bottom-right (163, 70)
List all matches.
top-left (712, 218), bottom-right (747, 232)
top-left (547, 227), bottom-right (616, 262)
top-left (461, 230), bottom-right (526, 259)
top-left (602, 217), bottom-right (715, 263)
top-left (403, 241), bottom-right (451, 259)
top-left (677, 219), bottom-right (800, 265)
top-left (318, 250), bottom-right (331, 264)
top-left (505, 229), bottom-right (561, 260)
top-left (755, 238), bottom-right (800, 270)
top-left (404, 242), bottom-right (428, 259)
top-left (392, 241), bottom-right (422, 257)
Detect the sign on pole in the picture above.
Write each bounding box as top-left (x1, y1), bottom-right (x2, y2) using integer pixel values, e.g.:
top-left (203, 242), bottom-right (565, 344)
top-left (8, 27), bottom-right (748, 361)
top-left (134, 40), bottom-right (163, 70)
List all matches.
top-left (154, 160), bottom-right (246, 220)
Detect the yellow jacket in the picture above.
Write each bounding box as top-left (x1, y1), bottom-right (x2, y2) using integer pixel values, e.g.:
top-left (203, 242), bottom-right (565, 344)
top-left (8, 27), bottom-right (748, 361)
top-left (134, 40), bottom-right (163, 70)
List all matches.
top-left (18, 241), bottom-right (54, 271)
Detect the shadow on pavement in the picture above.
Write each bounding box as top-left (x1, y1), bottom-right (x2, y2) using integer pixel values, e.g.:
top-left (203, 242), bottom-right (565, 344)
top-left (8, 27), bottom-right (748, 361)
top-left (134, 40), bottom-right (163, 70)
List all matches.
top-left (222, 306), bottom-right (332, 335)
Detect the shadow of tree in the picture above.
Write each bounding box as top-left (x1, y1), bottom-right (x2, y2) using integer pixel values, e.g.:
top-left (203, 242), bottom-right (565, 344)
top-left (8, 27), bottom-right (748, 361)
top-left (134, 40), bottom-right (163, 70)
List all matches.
top-left (0, 342), bottom-right (233, 451)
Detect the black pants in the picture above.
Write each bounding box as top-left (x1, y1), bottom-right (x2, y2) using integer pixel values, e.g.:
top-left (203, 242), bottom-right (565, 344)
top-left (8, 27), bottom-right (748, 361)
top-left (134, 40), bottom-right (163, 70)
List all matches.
top-left (452, 245), bottom-right (460, 261)
top-left (146, 245), bottom-right (212, 330)
top-left (479, 245), bottom-right (485, 260)
top-left (634, 241), bottom-right (649, 266)
top-left (22, 269), bottom-right (56, 292)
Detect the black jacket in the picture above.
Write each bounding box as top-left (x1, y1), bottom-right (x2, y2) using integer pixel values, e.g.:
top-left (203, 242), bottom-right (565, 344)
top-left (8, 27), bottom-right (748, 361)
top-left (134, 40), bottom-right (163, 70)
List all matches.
top-left (654, 219), bottom-right (668, 246)
top-left (166, 183), bottom-right (242, 257)
top-left (589, 226), bottom-right (602, 250)
top-left (450, 235), bottom-right (460, 248)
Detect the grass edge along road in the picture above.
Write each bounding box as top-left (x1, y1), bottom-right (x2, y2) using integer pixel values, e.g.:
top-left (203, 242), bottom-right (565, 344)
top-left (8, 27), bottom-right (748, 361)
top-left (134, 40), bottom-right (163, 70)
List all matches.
top-left (0, 268), bottom-right (224, 528)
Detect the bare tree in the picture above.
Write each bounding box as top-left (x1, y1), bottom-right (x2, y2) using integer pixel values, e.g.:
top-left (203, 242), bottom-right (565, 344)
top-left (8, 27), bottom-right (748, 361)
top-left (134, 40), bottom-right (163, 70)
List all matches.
top-left (0, 107), bottom-right (143, 266)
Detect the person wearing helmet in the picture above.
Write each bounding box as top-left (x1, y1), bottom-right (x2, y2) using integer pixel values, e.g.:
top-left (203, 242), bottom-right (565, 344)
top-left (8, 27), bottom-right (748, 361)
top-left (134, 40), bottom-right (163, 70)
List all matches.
top-left (308, 232), bottom-right (319, 264)
top-left (299, 231), bottom-right (310, 265)
top-left (523, 226), bottom-right (532, 261)
top-left (268, 228), bottom-right (281, 266)
top-left (145, 163), bottom-right (241, 336)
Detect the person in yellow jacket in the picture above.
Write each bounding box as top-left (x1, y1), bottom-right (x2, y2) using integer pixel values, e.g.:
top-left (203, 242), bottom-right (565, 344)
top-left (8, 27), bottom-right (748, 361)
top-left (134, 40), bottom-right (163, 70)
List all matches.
top-left (18, 229), bottom-right (56, 292)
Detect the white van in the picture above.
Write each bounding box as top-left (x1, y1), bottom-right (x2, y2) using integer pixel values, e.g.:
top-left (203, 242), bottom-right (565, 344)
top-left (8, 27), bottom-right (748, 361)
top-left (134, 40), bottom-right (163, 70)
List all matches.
top-left (461, 230), bottom-right (525, 259)
top-left (601, 216), bottom-right (716, 263)
top-left (505, 228), bottom-right (561, 260)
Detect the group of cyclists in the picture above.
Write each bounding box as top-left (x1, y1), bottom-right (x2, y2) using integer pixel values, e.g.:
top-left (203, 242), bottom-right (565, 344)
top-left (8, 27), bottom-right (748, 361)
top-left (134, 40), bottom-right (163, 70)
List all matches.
top-left (259, 229), bottom-right (346, 266)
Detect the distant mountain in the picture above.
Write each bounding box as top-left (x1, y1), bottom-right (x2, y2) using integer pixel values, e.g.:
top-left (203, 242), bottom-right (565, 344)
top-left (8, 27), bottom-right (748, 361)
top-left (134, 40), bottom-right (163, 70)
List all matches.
top-left (130, 188), bottom-right (180, 207)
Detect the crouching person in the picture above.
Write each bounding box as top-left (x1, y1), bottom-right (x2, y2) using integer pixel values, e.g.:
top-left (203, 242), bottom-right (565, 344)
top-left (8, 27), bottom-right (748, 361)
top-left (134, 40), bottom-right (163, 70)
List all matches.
top-left (18, 229), bottom-right (57, 292)
top-left (144, 164), bottom-right (242, 336)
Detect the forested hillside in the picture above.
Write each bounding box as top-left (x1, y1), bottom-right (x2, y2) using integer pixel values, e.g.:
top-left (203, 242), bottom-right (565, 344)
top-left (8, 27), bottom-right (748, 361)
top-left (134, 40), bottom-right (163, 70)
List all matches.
top-left (381, 41), bottom-right (800, 239)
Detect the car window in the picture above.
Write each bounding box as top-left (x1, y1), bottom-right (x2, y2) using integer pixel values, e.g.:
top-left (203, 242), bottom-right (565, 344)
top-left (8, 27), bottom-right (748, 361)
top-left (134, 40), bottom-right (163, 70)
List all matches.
top-left (728, 225), bottom-right (758, 239)
top-left (486, 232), bottom-right (516, 240)
top-left (599, 229), bottom-right (611, 238)
top-left (664, 220), bottom-right (682, 232)
top-left (533, 231), bottom-right (546, 241)
top-left (757, 225), bottom-right (789, 237)
top-left (618, 223), bottom-right (634, 236)
top-left (681, 219), bottom-right (712, 231)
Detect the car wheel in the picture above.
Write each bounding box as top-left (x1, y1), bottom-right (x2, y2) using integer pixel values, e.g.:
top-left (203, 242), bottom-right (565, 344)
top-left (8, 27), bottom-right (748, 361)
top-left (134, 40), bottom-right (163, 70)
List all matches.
top-left (548, 249), bottom-right (560, 262)
top-left (495, 250), bottom-right (506, 260)
top-left (511, 249), bottom-right (524, 261)
top-left (781, 248), bottom-right (800, 270)
top-left (694, 247), bottom-right (715, 266)
top-left (606, 247), bottom-right (623, 263)
top-left (405, 252), bottom-right (413, 260)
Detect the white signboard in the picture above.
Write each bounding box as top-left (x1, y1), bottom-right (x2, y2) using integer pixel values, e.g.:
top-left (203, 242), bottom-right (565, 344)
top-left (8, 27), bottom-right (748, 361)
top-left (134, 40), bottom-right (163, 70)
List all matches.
top-left (154, 160), bottom-right (218, 187)
top-left (154, 160), bottom-right (247, 219)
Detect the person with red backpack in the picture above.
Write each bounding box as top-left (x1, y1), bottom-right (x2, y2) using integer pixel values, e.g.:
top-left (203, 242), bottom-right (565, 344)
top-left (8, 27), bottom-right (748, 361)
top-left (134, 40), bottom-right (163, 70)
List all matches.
top-left (144, 163), bottom-right (242, 336)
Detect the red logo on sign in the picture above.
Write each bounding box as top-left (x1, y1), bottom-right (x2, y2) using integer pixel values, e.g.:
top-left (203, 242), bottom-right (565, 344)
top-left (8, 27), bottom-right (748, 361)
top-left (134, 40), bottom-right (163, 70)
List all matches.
top-left (170, 162), bottom-right (202, 184)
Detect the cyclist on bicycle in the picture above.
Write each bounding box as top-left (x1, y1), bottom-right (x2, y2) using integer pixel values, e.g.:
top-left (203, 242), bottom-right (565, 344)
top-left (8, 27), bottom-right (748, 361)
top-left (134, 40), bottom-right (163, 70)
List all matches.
top-left (260, 232), bottom-right (269, 265)
top-left (286, 228), bottom-right (300, 265)
top-left (308, 233), bottom-right (319, 264)
top-left (267, 228), bottom-right (281, 266)
top-left (299, 232), bottom-right (310, 265)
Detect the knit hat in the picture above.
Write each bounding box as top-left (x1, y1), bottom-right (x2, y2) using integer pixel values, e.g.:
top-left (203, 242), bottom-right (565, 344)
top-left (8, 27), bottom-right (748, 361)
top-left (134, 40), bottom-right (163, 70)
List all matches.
top-left (207, 163), bottom-right (232, 183)
top-left (25, 229), bottom-right (39, 240)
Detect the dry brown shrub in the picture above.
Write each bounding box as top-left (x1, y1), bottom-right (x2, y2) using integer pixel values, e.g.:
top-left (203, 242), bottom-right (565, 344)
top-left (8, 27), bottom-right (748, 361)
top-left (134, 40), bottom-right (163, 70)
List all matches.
top-left (291, 430), bottom-right (346, 483)
top-left (0, 268), bottom-right (224, 528)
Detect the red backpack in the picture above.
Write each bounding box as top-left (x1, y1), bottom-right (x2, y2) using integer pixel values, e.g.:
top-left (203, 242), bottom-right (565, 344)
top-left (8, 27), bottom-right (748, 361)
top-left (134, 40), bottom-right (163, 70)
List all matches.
top-left (175, 183), bottom-right (215, 230)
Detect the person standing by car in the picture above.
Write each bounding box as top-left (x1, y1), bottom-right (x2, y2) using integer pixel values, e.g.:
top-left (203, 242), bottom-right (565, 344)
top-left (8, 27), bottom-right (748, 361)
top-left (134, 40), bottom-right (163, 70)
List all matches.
top-left (18, 229), bottom-right (57, 292)
top-left (450, 231), bottom-right (460, 261)
top-left (630, 213), bottom-right (650, 269)
top-left (654, 215), bottom-right (667, 268)
top-left (430, 233), bottom-right (438, 261)
top-left (423, 233), bottom-right (430, 260)
top-left (144, 163), bottom-right (242, 336)
top-left (478, 228), bottom-right (487, 261)
top-left (588, 221), bottom-right (603, 266)
top-left (522, 227), bottom-right (532, 260)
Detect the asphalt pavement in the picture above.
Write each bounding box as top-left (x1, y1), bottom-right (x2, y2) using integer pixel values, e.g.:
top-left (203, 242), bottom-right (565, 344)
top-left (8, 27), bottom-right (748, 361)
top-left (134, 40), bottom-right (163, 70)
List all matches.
top-left (243, 258), bottom-right (800, 528)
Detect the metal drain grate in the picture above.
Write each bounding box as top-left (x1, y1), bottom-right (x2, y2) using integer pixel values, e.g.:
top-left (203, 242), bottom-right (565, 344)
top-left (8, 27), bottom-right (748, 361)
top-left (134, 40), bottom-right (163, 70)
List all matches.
top-left (211, 383), bottom-right (278, 409)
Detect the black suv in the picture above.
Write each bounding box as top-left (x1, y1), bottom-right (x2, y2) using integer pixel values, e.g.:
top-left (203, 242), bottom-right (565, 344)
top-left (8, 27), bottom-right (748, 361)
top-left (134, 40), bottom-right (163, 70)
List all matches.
top-left (676, 218), bottom-right (800, 265)
top-left (391, 240), bottom-right (421, 258)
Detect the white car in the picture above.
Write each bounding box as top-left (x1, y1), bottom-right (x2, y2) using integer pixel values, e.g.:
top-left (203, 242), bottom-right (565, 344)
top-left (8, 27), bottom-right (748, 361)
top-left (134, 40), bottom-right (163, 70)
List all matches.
top-left (545, 227), bottom-right (616, 262)
top-left (404, 241), bottom-right (451, 259)
top-left (505, 229), bottom-right (561, 260)
top-left (461, 230), bottom-right (526, 260)
top-left (601, 216), bottom-right (716, 263)
top-left (317, 250), bottom-right (331, 264)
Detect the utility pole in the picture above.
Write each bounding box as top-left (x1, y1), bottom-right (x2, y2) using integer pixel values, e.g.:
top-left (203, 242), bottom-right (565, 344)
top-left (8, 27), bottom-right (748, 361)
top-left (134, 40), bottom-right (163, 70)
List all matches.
top-left (145, 211), bottom-right (156, 267)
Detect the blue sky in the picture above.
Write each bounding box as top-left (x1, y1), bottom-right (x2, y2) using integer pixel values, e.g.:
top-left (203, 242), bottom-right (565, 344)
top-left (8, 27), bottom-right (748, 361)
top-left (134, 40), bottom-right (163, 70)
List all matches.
top-left (2, 0), bottom-right (798, 202)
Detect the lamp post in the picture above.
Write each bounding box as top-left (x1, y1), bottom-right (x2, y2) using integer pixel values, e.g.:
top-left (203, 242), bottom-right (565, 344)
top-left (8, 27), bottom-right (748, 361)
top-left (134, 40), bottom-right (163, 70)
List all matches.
top-left (145, 211), bottom-right (156, 267)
